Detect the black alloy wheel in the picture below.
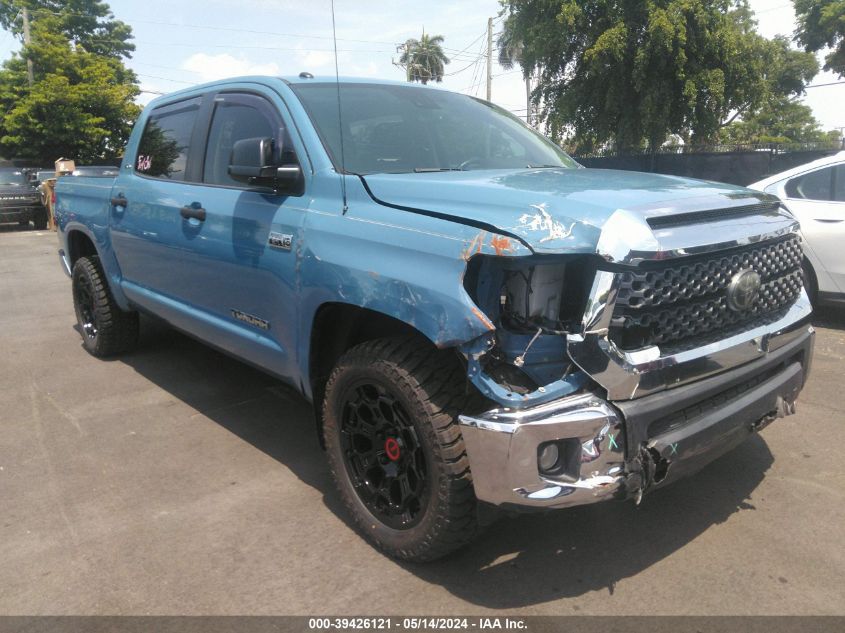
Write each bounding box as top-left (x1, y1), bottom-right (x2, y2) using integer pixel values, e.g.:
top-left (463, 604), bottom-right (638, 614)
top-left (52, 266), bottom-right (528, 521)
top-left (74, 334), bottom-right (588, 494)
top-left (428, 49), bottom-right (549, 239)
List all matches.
top-left (322, 337), bottom-right (480, 562)
top-left (73, 269), bottom-right (99, 341)
top-left (71, 256), bottom-right (139, 357)
top-left (339, 380), bottom-right (429, 530)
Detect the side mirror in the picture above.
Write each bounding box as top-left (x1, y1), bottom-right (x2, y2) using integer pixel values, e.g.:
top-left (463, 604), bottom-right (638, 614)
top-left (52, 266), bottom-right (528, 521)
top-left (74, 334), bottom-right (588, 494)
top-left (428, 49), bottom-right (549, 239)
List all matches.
top-left (228, 137), bottom-right (302, 193)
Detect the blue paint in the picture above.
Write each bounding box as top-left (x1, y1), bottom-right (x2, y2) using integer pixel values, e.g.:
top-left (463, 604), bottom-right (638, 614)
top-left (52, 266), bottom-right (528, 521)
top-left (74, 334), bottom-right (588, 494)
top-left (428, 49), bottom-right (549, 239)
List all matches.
top-left (54, 75), bottom-right (769, 410)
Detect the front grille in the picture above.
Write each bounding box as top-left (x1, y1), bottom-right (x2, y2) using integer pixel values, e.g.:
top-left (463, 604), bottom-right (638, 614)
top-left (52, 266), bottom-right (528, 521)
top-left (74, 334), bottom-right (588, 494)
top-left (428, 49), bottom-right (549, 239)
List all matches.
top-left (610, 234), bottom-right (803, 351)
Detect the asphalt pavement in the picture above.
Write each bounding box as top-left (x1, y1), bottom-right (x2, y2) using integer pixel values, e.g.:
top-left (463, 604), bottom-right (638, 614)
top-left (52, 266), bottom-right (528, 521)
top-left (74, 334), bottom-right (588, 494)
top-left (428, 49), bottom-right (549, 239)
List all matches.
top-left (1, 226), bottom-right (843, 615)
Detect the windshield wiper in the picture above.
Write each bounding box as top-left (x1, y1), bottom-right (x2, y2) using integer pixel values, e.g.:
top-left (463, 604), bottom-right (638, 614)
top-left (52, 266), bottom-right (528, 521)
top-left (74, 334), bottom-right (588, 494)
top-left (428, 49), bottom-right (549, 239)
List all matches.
top-left (413, 167), bottom-right (464, 173)
top-left (525, 164), bottom-right (564, 169)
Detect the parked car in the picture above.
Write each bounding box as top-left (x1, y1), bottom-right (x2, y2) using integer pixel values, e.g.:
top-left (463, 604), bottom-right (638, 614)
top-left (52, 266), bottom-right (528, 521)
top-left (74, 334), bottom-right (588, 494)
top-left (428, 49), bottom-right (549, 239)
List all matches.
top-left (32, 169), bottom-right (55, 205)
top-left (71, 165), bottom-right (120, 178)
top-left (750, 152), bottom-right (845, 306)
top-left (54, 76), bottom-right (814, 561)
top-left (0, 167), bottom-right (47, 229)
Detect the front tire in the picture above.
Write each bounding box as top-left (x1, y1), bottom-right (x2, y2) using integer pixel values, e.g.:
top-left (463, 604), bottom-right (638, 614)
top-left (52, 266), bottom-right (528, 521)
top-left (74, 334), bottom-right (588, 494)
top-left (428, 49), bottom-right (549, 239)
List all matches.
top-left (323, 337), bottom-right (478, 562)
top-left (72, 256), bottom-right (139, 357)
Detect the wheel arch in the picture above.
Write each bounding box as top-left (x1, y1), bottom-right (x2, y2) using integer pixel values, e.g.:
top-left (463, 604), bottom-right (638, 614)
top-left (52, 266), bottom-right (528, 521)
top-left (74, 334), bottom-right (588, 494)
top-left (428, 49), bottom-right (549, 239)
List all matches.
top-left (62, 223), bottom-right (132, 311)
top-left (66, 228), bottom-right (99, 269)
top-left (306, 302), bottom-right (466, 446)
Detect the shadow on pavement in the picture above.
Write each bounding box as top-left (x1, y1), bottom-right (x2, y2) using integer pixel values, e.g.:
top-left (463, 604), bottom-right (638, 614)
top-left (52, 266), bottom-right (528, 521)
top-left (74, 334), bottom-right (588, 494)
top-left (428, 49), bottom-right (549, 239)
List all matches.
top-left (812, 305), bottom-right (845, 331)
top-left (0, 222), bottom-right (37, 233)
top-left (119, 317), bottom-right (773, 609)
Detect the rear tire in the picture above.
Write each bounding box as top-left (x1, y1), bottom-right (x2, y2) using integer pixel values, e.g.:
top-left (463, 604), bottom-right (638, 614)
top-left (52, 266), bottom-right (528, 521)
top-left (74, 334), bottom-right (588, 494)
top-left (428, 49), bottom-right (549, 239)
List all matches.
top-left (72, 256), bottom-right (139, 357)
top-left (323, 337), bottom-right (478, 562)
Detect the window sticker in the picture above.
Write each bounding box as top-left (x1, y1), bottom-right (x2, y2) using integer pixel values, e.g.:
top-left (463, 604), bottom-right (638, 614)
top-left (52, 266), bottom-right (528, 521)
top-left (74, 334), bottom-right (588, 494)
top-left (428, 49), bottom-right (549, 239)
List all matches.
top-left (136, 154), bottom-right (152, 172)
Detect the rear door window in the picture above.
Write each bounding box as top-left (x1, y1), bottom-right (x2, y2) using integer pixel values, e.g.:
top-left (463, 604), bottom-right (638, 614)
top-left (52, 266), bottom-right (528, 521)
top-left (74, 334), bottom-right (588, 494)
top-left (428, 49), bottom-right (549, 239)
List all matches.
top-left (834, 165), bottom-right (845, 203)
top-left (135, 97), bottom-right (201, 181)
top-left (785, 166), bottom-right (834, 201)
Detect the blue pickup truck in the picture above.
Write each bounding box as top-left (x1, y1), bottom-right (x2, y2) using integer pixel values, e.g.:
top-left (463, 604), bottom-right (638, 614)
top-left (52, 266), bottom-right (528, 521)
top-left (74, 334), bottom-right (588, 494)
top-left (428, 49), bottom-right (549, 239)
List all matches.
top-left (55, 75), bottom-right (814, 561)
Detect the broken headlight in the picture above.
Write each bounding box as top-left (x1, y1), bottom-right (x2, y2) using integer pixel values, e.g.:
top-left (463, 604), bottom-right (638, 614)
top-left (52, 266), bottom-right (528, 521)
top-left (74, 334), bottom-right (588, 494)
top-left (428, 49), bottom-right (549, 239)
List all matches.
top-left (463, 255), bottom-right (597, 393)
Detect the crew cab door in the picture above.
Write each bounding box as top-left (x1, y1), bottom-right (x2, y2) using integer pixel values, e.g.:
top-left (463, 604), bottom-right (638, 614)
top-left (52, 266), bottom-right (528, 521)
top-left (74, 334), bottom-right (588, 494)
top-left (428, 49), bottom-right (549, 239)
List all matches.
top-left (110, 88), bottom-right (309, 381)
top-left (781, 163), bottom-right (845, 293)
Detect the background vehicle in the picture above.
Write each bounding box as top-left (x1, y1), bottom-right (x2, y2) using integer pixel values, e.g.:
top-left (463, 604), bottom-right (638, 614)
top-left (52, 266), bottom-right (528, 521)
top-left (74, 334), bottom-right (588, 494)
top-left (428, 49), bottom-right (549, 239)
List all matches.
top-left (54, 76), bottom-right (814, 561)
top-left (0, 167), bottom-right (47, 229)
top-left (751, 153), bottom-right (845, 306)
top-left (71, 165), bottom-right (121, 178)
top-left (33, 169), bottom-right (55, 203)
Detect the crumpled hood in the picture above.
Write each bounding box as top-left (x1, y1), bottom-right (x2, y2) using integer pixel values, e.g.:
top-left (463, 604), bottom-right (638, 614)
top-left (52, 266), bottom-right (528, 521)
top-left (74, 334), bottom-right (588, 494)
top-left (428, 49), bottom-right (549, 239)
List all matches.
top-left (361, 168), bottom-right (776, 255)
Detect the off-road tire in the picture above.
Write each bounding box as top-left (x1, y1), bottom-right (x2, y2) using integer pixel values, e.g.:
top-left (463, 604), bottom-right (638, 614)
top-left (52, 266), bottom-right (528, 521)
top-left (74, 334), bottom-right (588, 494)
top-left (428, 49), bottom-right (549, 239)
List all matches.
top-left (323, 337), bottom-right (478, 562)
top-left (72, 256), bottom-right (139, 357)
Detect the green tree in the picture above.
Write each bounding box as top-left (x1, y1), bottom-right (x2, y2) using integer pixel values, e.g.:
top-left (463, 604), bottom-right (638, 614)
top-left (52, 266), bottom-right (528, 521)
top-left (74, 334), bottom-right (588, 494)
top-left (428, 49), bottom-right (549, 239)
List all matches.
top-left (0, 0), bottom-right (134, 59)
top-left (794, 0), bottom-right (845, 77)
top-left (721, 96), bottom-right (827, 143)
top-left (497, 17), bottom-right (535, 123)
top-left (0, 0), bottom-right (139, 164)
top-left (500, 1), bottom-right (818, 151)
top-left (399, 32), bottom-right (450, 84)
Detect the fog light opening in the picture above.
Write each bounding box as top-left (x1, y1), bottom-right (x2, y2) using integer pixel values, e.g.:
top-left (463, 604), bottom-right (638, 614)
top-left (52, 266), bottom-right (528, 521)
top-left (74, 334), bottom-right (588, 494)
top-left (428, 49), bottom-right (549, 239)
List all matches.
top-left (538, 442), bottom-right (561, 474)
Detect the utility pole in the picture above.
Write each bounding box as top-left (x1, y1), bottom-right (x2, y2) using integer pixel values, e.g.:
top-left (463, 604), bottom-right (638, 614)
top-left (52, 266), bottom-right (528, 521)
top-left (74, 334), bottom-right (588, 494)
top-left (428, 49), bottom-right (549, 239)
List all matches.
top-left (486, 17), bottom-right (493, 101)
top-left (393, 40), bottom-right (413, 82)
top-left (22, 6), bottom-right (34, 87)
top-left (525, 72), bottom-right (532, 127)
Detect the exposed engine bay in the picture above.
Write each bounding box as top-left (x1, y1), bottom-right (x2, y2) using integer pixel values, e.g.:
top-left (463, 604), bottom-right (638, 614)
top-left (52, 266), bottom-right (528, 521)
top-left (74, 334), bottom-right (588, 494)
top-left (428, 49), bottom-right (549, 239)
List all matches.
top-left (462, 255), bottom-right (594, 401)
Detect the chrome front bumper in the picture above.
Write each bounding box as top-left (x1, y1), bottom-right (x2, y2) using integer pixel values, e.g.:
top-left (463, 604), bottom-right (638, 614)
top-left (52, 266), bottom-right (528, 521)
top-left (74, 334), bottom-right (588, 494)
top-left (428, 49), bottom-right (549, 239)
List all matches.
top-left (459, 320), bottom-right (814, 511)
top-left (459, 393), bottom-right (627, 509)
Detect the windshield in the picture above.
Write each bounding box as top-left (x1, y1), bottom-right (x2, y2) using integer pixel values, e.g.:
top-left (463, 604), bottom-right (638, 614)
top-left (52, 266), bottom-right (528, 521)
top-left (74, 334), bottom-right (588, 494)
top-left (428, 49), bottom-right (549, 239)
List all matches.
top-left (0, 169), bottom-right (28, 185)
top-left (290, 82), bottom-right (578, 175)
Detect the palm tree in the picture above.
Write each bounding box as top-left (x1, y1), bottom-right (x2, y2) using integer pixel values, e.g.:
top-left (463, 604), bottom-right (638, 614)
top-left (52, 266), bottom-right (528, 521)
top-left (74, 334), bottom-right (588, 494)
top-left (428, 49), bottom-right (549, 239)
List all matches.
top-left (497, 17), bottom-right (534, 126)
top-left (400, 32), bottom-right (450, 84)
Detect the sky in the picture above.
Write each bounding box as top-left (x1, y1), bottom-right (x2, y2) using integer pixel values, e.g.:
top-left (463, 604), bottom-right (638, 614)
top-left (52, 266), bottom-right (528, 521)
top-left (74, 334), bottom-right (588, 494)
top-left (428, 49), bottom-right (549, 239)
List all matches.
top-left (0, 0), bottom-right (841, 132)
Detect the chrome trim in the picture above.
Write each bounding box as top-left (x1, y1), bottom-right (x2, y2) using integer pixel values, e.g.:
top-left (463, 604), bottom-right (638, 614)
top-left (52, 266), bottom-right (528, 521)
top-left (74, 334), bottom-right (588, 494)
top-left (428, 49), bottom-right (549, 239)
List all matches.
top-left (458, 393), bottom-right (626, 508)
top-left (596, 200), bottom-right (797, 265)
top-left (568, 264), bottom-right (813, 401)
top-left (58, 249), bottom-right (71, 277)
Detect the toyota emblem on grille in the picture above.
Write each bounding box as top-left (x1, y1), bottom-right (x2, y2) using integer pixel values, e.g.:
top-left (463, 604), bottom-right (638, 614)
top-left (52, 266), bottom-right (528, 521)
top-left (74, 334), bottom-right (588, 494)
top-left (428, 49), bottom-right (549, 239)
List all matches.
top-left (727, 269), bottom-right (762, 312)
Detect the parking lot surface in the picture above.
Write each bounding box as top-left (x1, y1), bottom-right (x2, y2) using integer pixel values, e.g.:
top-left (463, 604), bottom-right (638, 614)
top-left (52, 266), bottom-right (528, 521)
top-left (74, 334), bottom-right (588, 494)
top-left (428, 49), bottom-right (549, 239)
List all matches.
top-left (1, 227), bottom-right (844, 615)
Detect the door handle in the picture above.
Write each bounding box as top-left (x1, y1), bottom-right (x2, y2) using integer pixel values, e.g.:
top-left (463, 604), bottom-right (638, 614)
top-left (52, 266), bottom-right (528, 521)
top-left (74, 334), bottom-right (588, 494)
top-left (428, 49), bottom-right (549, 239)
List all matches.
top-left (180, 204), bottom-right (206, 221)
top-left (110, 196), bottom-right (128, 207)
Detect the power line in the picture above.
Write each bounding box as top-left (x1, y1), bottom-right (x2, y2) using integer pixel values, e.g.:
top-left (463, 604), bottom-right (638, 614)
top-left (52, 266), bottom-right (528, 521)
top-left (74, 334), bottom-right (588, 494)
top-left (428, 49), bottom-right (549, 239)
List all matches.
top-left (755, 3), bottom-right (792, 14)
top-left (805, 80), bottom-right (845, 89)
top-left (18, 8), bottom-right (484, 61)
top-left (135, 72), bottom-right (196, 85)
top-left (492, 68), bottom-right (524, 78)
